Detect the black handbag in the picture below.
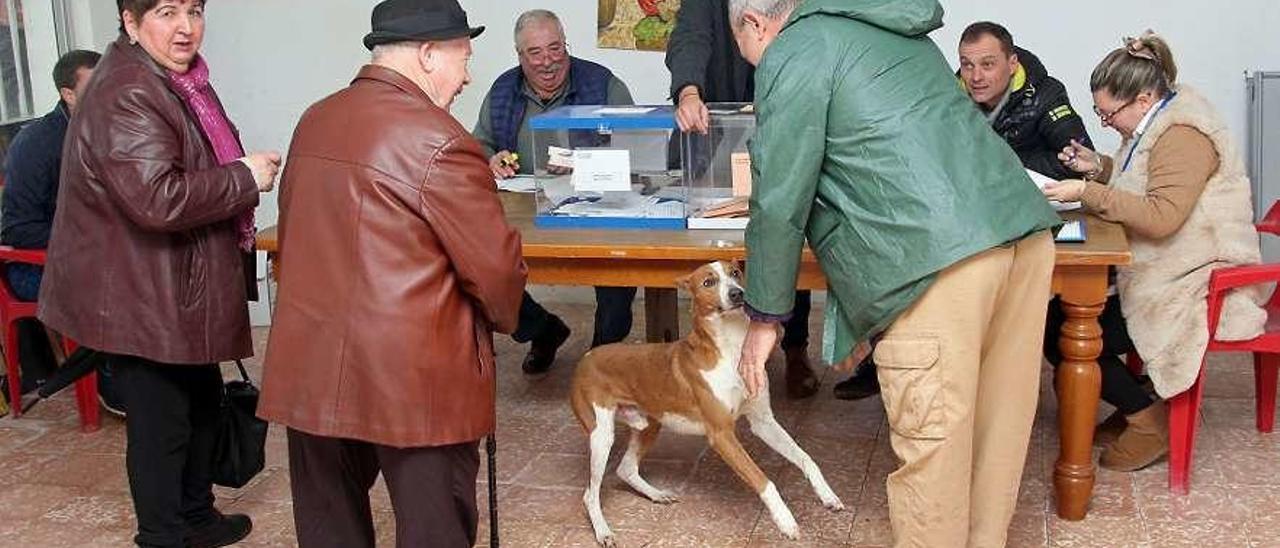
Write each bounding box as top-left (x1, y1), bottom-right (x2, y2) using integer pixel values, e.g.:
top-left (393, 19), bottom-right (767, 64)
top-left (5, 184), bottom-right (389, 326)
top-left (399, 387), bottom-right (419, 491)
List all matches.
top-left (212, 360), bottom-right (268, 488)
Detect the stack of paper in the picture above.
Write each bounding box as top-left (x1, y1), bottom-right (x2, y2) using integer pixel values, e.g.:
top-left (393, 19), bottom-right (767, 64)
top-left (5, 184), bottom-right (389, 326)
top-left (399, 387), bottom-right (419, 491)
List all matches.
top-left (1026, 169), bottom-right (1082, 212)
top-left (699, 196), bottom-right (749, 219)
top-left (496, 176), bottom-right (537, 193)
top-left (1055, 220), bottom-right (1085, 242)
top-left (552, 195), bottom-right (683, 219)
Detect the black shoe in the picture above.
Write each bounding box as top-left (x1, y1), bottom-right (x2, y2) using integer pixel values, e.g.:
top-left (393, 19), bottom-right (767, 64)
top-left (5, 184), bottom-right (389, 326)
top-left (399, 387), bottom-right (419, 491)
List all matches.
top-left (522, 317), bottom-right (571, 375)
top-left (833, 357), bottom-right (881, 400)
top-left (784, 347), bottom-right (820, 400)
top-left (186, 512), bottom-right (252, 548)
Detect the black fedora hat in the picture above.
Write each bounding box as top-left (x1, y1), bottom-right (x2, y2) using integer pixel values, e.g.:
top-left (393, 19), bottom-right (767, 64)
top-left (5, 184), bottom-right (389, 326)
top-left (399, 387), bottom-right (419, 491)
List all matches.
top-left (363, 0), bottom-right (484, 51)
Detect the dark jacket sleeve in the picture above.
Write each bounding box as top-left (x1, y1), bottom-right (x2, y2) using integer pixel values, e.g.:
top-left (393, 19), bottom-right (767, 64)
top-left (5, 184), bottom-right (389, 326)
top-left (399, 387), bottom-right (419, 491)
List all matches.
top-left (417, 134), bottom-right (527, 334)
top-left (1, 127), bottom-right (58, 248)
top-left (1025, 79), bottom-right (1093, 180)
top-left (89, 80), bottom-right (259, 233)
top-left (665, 0), bottom-right (715, 101)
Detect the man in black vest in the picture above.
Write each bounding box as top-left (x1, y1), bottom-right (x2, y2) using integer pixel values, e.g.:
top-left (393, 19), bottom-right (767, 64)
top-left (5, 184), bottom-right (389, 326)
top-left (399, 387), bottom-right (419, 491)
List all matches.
top-left (473, 9), bottom-right (637, 375)
top-left (666, 0), bottom-right (818, 399)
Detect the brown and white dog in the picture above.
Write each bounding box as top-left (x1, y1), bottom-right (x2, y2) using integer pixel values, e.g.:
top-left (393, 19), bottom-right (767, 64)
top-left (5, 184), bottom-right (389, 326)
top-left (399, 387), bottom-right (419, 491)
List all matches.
top-left (569, 261), bottom-right (843, 546)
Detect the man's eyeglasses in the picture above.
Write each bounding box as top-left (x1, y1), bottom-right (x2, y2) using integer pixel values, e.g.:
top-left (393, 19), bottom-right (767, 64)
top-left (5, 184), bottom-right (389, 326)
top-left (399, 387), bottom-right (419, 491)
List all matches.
top-left (1093, 98), bottom-right (1136, 125)
top-left (520, 41), bottom-right (567, 60)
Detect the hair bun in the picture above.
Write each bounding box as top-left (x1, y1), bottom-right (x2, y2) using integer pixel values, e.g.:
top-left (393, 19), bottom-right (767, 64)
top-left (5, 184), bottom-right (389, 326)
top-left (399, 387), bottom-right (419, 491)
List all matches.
top-left (1121, 30), bottom-right (1177, 86)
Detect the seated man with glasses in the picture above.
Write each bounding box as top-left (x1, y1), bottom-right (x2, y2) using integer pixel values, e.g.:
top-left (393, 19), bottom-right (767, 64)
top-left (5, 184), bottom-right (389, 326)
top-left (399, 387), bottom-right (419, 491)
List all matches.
top-left (473, 9), bottom-right (638, 375)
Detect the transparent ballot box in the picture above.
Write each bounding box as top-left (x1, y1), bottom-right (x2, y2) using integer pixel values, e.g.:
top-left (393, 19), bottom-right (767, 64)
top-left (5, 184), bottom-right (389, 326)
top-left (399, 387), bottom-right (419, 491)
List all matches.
top-left (528, 105), bottom-right (686, 229)
top-left (684, 103), bottom-right (754, 230)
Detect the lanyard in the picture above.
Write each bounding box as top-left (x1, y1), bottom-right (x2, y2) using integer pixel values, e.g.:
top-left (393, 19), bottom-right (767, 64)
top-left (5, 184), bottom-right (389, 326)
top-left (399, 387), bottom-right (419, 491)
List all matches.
top-left (1121, 93), bottom-right (1177, 173)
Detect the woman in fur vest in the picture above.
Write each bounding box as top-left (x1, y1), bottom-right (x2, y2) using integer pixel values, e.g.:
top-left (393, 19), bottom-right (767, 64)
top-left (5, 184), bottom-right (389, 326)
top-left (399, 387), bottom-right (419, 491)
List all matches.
top-left (1043, 31), bottom-right (1267, 472)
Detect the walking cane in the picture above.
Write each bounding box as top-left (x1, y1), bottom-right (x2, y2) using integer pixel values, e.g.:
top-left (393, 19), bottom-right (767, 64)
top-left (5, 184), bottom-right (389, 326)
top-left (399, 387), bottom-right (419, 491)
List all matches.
top-left (486, 432), bottom-right (499, 547)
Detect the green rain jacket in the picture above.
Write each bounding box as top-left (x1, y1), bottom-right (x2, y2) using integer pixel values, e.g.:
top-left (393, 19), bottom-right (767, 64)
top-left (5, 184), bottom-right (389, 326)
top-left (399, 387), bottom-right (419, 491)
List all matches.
top-left (744, 0), bottom-right (1061, 363)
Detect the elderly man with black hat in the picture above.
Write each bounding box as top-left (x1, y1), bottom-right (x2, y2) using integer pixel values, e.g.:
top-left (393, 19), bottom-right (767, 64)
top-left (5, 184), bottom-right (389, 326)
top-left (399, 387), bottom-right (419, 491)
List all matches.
top-left (256, 0), bottom-right (527, 545)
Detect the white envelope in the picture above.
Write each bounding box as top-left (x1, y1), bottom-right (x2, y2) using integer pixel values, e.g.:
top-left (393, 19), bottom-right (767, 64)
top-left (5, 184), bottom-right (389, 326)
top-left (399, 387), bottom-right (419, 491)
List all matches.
top-left (572, 149), bottom-right (632, 192)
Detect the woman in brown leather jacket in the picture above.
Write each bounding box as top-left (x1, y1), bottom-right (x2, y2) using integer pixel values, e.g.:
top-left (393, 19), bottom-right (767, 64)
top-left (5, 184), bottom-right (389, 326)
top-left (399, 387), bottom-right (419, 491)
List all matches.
top-left (38, 1), bottom-right (278, 546)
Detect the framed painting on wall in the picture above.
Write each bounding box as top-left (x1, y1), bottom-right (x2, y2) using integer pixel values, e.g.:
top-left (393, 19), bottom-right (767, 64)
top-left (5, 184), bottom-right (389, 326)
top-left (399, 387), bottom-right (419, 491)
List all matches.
top-left (597, 0), bottom-right (682, 52)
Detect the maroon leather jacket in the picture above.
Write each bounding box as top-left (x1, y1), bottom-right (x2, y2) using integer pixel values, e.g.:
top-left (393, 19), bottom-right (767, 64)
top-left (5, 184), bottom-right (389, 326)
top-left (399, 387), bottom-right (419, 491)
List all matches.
top-left (39, 37), bottom-right (259, 365)
top-left (257, 65), bottom-right (527, 447)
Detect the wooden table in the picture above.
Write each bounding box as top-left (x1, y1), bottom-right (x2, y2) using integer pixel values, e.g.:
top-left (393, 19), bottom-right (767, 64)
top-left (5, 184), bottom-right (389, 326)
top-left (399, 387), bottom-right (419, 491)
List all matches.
top-left (256, 192), bottom-right (1130, 521)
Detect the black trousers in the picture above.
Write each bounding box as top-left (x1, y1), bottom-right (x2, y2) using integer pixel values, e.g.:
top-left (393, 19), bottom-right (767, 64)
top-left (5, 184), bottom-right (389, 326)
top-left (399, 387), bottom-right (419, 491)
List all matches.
top-left (114, 355), bottom-right (223, 548)
top-left (511, 287), bottom-right (638, 346)
top-left (782, 290), bottom-right (812, 350)
top-left (513, 288), bottom-right (813, 348)
top-left (15, 318), bottom-right (57, 392)
top-left (512, 291), bottom-right (557, 343)
top-left (1044, 294), bottom-right (1154, 415)
top-left (287, 429), bottom-right (480, 548)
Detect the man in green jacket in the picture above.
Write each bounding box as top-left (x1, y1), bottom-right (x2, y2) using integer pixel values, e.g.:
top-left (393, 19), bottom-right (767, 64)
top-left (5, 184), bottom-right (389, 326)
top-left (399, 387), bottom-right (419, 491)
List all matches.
top-left (729, 0), bottom-right (1061, 545)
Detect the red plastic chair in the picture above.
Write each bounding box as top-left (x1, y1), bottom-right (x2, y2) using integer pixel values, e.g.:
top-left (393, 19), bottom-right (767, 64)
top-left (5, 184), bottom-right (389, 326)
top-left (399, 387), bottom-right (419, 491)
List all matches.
top-left (1126, 200), bottom-right (1280, 494)
top-left (0, 246), bottom-right (100, 432)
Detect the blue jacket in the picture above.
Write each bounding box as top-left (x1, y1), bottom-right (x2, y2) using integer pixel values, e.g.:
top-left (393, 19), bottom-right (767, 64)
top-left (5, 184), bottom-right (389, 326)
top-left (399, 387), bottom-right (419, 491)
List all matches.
top-left (487, 57), bottom-right (612, 152)
top-left (2, 104), bottom-right (69, 249)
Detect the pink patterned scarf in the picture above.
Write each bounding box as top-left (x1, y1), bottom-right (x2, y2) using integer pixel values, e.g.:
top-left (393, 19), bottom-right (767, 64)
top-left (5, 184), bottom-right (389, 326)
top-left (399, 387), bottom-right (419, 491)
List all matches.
top-left (166, 55), bottom-right (255, 251)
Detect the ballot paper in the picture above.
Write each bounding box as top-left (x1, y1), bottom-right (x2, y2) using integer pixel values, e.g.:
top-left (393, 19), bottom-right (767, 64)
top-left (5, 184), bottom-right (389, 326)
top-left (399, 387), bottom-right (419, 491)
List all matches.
top-left (572, 149), bottom-right (632, 192)
top-left (594, 107), bottom-right (656, 115)
top-left (547, 146), bottom-right (574, 169)
top-left (731, 152), bottom-right (753, 197)
top-left (496, 175), bottom-right (537, 193)
top-left (553, 195), bottom-right (683, 218)
top-left (1026, 169), bottom-right (1082, 212)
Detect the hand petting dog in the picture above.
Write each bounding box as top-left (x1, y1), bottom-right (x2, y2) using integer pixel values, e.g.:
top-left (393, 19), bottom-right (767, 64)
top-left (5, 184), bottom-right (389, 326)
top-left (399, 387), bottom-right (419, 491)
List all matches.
top-left (738, 320), bottom-right (778, 399)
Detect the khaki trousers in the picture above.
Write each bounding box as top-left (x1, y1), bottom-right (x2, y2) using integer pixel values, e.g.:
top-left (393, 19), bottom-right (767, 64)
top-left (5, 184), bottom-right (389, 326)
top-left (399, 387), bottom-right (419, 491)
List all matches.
top-left (875, 231), bottom-right (1054, 548)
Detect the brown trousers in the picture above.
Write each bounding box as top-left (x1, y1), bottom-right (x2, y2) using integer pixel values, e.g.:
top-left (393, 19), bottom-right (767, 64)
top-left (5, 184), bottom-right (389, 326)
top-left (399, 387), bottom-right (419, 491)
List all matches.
top-left (875, 231), bottom-right (1055, 548)
top-left (287, 428), bottom-right (480, 548)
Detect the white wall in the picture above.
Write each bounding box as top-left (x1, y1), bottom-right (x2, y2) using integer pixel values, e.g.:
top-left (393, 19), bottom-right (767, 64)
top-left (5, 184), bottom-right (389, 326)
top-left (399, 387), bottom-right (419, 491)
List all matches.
top-left (194, 0), bottom-right (678, 229)
top-left (52, 0), bottom-right (1280, 215)
top-left (66, 0), bottom-right (121, 51)
top-left (458, 0), bottom-right (677, 131)
top-left (53, 1), bottom-right (1280, 325)
top-left (22, 0), bottom-right (62, 112)
top-left (932, 3), bottom-right (1280, 154)
top-left (66, 0), bottom-right (1280, 217)
top-left (193, 1), bottom-right (1279, 208)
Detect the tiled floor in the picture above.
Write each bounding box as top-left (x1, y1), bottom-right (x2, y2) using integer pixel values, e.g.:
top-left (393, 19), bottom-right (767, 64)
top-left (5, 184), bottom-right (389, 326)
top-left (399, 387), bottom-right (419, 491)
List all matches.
top-left (2, 301), bottom-right (1279, 547)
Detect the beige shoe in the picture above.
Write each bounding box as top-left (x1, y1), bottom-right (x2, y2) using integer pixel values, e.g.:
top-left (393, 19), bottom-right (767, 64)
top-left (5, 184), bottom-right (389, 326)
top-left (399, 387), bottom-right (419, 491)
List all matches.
top-left (1100, 402), bottom-right (1169, 472)
top-left (1094, 409), bottom-right (1127, 446)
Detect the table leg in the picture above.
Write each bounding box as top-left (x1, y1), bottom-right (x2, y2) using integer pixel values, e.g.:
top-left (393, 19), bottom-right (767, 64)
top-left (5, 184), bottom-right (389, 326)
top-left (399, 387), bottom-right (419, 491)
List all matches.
top-left (1053, 271), bottom-right (1106, 520)
top-left (643, 287), bottom-right (679, 343)
top-left (268, 251), bottom-right (279, 282)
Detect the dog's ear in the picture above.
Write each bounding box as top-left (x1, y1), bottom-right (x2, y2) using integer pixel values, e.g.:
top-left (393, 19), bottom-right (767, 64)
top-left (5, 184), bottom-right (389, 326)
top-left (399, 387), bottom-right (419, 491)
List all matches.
top-left (674, 273), bottom-right (692, 291)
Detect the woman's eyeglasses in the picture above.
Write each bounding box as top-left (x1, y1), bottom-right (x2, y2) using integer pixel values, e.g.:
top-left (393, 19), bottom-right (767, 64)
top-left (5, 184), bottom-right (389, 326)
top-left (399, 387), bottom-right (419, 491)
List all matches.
top-left (1093, 98), bottom-right (1136, 125)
